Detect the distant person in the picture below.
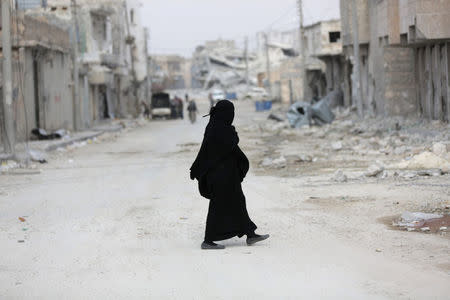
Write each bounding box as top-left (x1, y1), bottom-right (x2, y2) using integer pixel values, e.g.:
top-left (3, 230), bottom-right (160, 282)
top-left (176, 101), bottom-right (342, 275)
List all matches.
top-left (174, 96), bottom-right (184, 119)
top-left (190, 100), bottom-right (269, 249)
top-left (187, 99), bottom-right (198, 124)
top-left (185, 93), bottom-right (189, 103)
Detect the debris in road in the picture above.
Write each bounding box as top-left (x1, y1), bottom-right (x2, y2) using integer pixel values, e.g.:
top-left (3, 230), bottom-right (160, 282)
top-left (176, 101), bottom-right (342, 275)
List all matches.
top-left (431, 142), bottom-right (447, 157)
top-left (394, 151), bottom-right (450, 173)
top-left (392, 212), bottom-right (450, 233)
top-left (0, 160), bottom-right (18, 173)
top-left (331, 141), bottom-right (343, 151)
top-left (18, 217), bottom-right (26, 222)
top-left (331, 169), bottom-right (347, 182)
top-left (17, 240), bottom-right (25, 243)
top-left (31, 128), bottom-right (67, 140)
top-left (268, 113), bottom-right (284, 122)
top-left (287, 102), bottom-right (312, 128)
top-left (416, 169), bottom-right (442, 177)
top-left (28, 149), bottom-right (48, 164)
top-left (180, 217), bottom-right (188, 220)
top-left (295, 154), bottom-right (313, 163)
top-left (364, 161), bottom-right (384, 177)
top-left (375, 249), bottom-right (382, 252)
top-left (311, 98), bottom-right (335, 124)
top-left (260, 156), bottom-right (287, 169)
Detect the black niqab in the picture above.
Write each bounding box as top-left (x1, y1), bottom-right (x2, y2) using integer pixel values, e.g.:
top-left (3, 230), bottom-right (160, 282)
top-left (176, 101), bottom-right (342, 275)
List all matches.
top-left (190, 100), bottom-right (257, 241)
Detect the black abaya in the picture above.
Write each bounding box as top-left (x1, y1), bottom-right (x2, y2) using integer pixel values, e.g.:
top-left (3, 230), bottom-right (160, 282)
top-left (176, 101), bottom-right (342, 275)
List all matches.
top-left (190, 100), bottom-right (257, 242)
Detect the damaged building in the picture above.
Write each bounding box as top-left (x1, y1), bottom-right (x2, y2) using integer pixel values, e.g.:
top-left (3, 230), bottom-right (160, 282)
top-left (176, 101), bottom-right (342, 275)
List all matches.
top-left (0, 11), bottom-right (72, 143)
top-left (340, 0), bottom-right (450, 121)
top-left (149, 54), bottom-right (191, 91)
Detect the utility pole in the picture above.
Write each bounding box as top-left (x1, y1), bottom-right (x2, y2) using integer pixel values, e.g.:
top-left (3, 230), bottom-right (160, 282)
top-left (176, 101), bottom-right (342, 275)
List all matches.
top-left (2, 0), bottom-right (15, 155)
top-left (264, 33), bottom-right (271, 96)
top-left (244, 36), bottom-right (249, 91)
top-left (71, 0), bottom-right (80, 130)
top-left (144, 28), bottom-right (151, 103)
top-left (297, 0), bottom-right (306, 102)
top-left (351, 0), bottom-right (364, 118)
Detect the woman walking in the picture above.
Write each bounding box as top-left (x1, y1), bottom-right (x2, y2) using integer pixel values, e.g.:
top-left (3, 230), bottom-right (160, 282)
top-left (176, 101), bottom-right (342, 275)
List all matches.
top-left (190, 100), bottom-right (269, 249)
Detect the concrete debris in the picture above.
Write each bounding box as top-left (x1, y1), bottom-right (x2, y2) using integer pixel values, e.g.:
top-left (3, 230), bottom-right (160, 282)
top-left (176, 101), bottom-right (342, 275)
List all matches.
top-left (296, 154), bottom-right (313, 163)
top-left (331, 141), bottom-right (343, 151)
top-left (365, 161), bottom-right (384, 177)
top-left (311, 98), bottom-right (335, 124)
top-left (268, 113), bottom-right (284, 122)
top-left (28, 149), bottom-right (48, 164)
top-left (260, 156), bottom-right (287, 169)
top-left (431, 142), bottom-right (447, 157)
top-left (332, 169), bottom-right (347, 182)
top-left (416, 169), bottom-right (442, 177)
top-left (287, 102), bottom-right (312, 128)
top-left (394, 151), bottom-right (450, 173)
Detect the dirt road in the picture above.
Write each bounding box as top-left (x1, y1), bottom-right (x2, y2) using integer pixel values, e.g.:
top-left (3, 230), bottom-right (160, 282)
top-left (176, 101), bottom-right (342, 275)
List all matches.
top-left (1, 99), bottom-right (449, 299)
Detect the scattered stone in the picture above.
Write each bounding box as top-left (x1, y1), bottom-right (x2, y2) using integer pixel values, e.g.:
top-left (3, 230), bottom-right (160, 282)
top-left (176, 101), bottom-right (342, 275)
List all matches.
top-left (332, 169), bottom-right (347, 182)
top-left (393, 146), bottom-right (408, 155)
top-left (420, 227), bottom-right (431, 232)
top-left (296, 154), bottom-right (313, 162)
top-left (17, 240), bottom-right (25, 243)
top-left (331, 141), bottom-right (343, 151)
top-left (260, 156), bottom-right (287, 169)
top-left (375, 249), bottom-right (382, 252)
top-left (394, 151), bottom-right (450, 173)
top-left (406, 228), bottom-right (416, 232)
top-left (399, 171), bottom-right (417, 179)
top-left (365, 161), bottom-right (384, 177)
top-left (380, 170), bottom-right (388, 179)
top-left (271, 156), bottom-right (287, 168)
top-left (416, 169), bottom-right (442, 177)
top-left (432, 142), bottom-right (447, 157)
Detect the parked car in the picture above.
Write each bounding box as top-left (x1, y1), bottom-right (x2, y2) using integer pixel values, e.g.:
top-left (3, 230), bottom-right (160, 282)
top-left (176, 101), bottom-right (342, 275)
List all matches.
top-left (151, 92), bottom-right (171, 119)
top-left (211, 89), bottom-right (226, 105)
top-left (245, 87), bottom-right (269, 100)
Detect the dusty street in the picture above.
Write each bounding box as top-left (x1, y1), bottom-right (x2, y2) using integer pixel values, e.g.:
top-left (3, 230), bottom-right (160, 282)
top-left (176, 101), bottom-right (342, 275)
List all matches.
top-left (1, 99), bottom-right (449, 299)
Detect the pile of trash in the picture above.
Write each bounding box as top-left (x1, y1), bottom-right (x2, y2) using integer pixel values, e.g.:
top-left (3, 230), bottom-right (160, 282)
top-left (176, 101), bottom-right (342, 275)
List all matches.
top-left (287, 95), bottom-right (335, 128)
top-left (393, 211), bottom-right (449, 233)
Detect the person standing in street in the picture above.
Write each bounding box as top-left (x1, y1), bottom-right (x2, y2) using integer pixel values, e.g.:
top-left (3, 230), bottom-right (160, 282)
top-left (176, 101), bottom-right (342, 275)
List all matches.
top-left (190, 100), bottom-right (269, 249)
top-left (187, 99), bottom-right (198, 124)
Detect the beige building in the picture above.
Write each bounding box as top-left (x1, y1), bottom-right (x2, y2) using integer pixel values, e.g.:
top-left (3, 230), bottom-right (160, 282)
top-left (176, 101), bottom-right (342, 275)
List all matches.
top-left (340, 0), bottom-right (450, 121)
top-left (150, 55), bottom-right (191, 90)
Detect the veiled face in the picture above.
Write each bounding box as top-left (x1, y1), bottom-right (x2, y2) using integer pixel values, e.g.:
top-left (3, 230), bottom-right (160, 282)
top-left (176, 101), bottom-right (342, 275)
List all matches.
top-left (213, 100), bottom-right (234, 125)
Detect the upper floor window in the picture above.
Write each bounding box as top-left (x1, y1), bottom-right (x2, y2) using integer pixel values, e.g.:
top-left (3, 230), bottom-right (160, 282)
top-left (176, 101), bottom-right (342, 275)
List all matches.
top-left (329, 31), bottom-right (341, 43)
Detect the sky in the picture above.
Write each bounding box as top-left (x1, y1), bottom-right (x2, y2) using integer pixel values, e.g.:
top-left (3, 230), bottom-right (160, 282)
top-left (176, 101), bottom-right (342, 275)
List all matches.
top-left (140, 0), bottom-right (340, 57)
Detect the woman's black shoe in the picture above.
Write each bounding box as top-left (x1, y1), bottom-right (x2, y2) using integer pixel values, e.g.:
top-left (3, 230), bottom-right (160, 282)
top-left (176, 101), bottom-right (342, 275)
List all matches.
top-left (246, 234), bottom-right (270, 245)
top-left (201, 241), bottom-right (225, 250)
